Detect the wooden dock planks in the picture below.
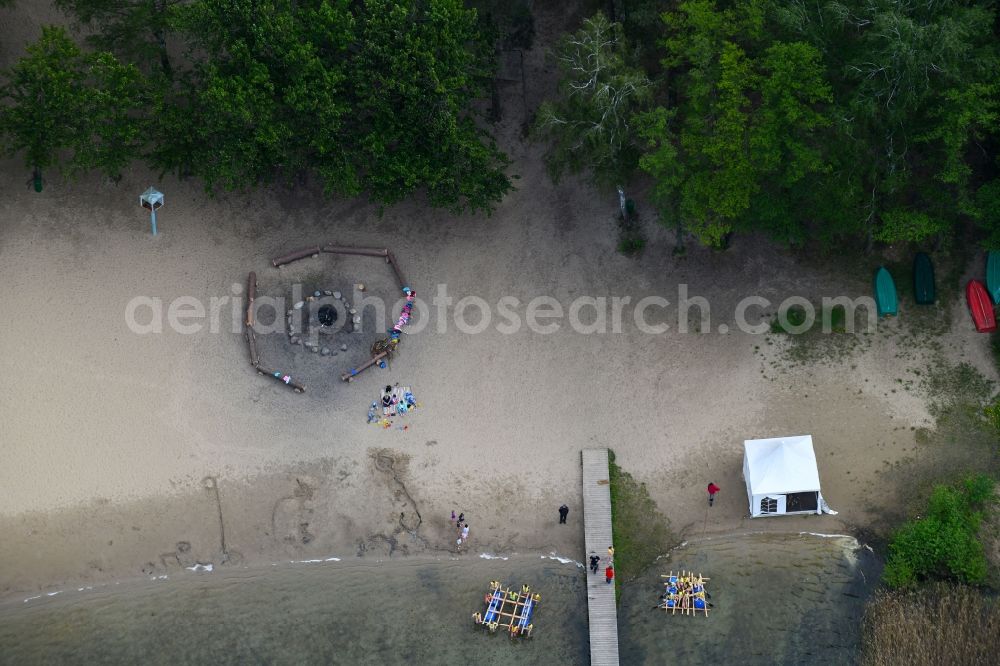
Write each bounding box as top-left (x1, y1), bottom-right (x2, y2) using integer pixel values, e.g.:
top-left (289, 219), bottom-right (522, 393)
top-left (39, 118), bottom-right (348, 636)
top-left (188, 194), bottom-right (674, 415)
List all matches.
top-left (582, 449), bottom-right (620, 666)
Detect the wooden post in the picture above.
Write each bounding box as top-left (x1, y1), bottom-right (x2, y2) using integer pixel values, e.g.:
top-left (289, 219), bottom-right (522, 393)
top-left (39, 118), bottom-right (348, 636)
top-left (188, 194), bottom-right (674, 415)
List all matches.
top-left (385, 251), bottom-right (407, 290)
top-left (341, 350), bottom-right (389, 382)
top-left (317, 244), bottom-right (408, 290)
top-left (245, 271), bottom-right (257, 327)
top-left (256, 365), bottom-right (305, 393)
top-left (320, 245), bottom-right (389, 258)
top-left (245, 328), bottom-right (259, 367)
top-left (271, 246), bottom-right (321, 267)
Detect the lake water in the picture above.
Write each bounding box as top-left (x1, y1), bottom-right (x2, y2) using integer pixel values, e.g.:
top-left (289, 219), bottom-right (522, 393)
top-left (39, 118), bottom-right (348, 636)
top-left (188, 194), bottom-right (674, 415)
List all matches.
top-left (0, 534), bottom-right (876, 665)
top-left (619, 532), bottom-right (879, 665)
top-left (0, 556), bottom-right (589, 666)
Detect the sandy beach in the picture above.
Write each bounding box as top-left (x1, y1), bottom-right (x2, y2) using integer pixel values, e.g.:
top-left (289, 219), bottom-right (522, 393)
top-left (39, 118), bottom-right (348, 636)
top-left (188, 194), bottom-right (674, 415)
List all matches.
top-left (1, 1), bottom-right (997, 602)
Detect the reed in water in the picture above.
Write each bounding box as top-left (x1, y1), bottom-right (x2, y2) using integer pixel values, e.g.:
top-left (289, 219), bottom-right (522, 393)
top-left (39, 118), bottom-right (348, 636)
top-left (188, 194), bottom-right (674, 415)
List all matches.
top-left (861, 584), bottom-right (1000, 666)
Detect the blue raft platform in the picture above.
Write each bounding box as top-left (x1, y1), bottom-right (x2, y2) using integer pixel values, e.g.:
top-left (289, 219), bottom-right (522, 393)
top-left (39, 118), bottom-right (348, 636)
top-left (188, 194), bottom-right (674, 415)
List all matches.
top-left (472, 581), bottom-right (540, 638)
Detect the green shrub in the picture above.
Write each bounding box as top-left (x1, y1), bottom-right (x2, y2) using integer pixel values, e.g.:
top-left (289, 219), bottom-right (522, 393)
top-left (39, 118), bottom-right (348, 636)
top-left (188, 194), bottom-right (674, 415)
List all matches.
top-left (982, 400), bottom-right (1000, 433)
top-left (883, 475), bottom-right (995, 588)
top-left (607, 450), bottom-right (676, 601)
top-left (991, 331), bottom-right (1000, 377)
top-left (770, 304), bottom-right (809, 333)
top-left (617, 235), bottom-right (645, 255)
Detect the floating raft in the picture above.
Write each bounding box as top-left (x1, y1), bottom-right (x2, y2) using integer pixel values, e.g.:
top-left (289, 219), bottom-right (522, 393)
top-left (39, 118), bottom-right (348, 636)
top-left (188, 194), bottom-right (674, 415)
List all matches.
top-left (658, 571), bottom-right (710, 617)
top-left (472, 581), bottom-right (539, 638)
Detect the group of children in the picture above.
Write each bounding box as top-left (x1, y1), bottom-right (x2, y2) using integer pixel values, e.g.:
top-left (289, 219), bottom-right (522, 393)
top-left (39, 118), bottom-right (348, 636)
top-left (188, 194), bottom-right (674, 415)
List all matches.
top-left (367, 384), bottom-right (417, 428)
top-left (658, 572), bottom-right (712, 614)
top-left (451, 511), bottom-right (470, 547)
top-left (589, 546), bottom-right (615, 584)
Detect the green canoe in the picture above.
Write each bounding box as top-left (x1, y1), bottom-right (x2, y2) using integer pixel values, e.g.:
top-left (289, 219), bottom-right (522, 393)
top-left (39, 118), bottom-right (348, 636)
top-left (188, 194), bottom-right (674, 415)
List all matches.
top-left (913, 253), bottom-right (935, 305)
top-left (874, 266), bottom-right (898, 316)
top-left (987, 251), bottom-right (1000, 304)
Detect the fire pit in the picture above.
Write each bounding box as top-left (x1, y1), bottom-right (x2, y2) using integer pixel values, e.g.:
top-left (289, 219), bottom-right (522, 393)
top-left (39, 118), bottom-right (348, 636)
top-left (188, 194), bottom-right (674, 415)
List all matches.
top-left (286, 289), bottom-right (363, 356)
top-left (318, 304), bottom-right (338, 327)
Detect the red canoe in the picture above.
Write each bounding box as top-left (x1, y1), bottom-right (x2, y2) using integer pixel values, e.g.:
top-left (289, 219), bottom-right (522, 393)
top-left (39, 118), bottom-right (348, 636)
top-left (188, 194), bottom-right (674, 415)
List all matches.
top-left (966, 280), bottom-right (997, 333)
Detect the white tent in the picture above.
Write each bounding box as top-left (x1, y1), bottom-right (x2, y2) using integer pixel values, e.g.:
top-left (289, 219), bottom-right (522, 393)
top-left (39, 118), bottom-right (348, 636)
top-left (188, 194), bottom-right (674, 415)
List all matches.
top-left (743, 435), bottom-right (828, 518)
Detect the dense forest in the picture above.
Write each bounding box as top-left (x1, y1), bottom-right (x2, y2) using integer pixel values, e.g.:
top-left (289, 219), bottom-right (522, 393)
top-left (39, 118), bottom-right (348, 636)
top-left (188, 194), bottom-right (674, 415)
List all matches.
top-left (538, 0), bottom-right (1000, 250)
top-left (1, 0), bottom-right (998, 250)
top-left (0, 0), bottom-right (512, 212)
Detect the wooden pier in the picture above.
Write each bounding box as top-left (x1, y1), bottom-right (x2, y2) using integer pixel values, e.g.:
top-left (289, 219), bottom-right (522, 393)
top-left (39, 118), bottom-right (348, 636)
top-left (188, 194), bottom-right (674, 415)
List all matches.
top-left (582, 448), bottom-right (620, 665)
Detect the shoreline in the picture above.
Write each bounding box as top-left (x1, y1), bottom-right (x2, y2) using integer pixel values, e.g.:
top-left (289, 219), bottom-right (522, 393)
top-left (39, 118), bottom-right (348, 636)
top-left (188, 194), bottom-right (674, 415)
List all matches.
top-left (1, 550), bottom-right (585, 611)
top-left (1, 527), bottom-right (868, 611)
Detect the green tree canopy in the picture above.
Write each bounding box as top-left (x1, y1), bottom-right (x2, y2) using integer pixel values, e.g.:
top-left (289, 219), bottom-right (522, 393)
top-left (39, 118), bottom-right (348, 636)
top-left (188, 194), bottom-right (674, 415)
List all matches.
top-left (5, 0), bottom-right (512, 213)
top-left (534, 13), bottom-right (651, 186)
top-left (0, 26), bottom-right (145, 182)
top-left (539, 0), bottom-right (1000, 250)
top-left (883, 475), bottom-right (994, 588)
top-left (55, 0), bottom-right (182, 77)
top-left (637, 1), bottom-right (834, 246)
top-left (773, 0), bottom-right (1000, 246)
top-left (158, 0), bottom-right (509, 211)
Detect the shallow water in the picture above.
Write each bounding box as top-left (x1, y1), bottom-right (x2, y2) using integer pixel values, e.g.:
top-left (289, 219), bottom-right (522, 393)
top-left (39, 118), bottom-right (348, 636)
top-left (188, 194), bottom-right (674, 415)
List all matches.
top-left (0, 557), bottom-right (589, 666)
top-left (619, 532), bottom-right (879, 665)
top-left (0, 534), bottom-right (876, 665)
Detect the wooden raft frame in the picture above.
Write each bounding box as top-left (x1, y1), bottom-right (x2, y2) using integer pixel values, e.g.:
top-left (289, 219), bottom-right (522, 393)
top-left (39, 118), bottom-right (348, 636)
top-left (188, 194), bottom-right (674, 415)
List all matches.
top-left (472, 581), bottom-right (539, 638)
top-left (659, 570), bottom-right (711, 617)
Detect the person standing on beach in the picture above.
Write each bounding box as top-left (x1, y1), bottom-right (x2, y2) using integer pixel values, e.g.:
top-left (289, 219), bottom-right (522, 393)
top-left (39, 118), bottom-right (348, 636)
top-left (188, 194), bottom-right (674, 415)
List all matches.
top-left (707, 482), bottom-right (720, 506)
top-left (558, 504), bottom-right (569, 524)
top-left (461, 524), bottom-right (469, 544)
top-left (451, 510), bottom-right (456, 525)
top-left (605, 565), bottom-right (614, 585)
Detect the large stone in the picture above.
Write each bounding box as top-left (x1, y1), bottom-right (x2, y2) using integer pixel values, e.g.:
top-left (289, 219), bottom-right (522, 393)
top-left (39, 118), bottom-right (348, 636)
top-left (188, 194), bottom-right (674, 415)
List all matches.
top-left (310, 346), bottom-right (319, 353)
top-left (333, 291), bottom-right (342, 299)
top-left (293, 301), bottom-right (304, 310)
top-left (290, 336), bottom-right (300, 344)
top-left (340, 343), bottom-right (348, 351)
top-left (314, 290), bottom-right (322, 297)
top-left (353, 316), bottom-right (362, 324)
top-left (320, 347), bottom-right (330, 356)
top-left (324, 290), bottom-right (332, 296)
top-left (349, 308), bottom-right (357, 315)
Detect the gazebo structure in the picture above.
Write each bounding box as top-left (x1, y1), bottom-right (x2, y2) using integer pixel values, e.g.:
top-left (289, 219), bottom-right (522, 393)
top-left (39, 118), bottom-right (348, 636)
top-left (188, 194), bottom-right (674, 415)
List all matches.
top-left (139, 187), bottom-right (164, 236)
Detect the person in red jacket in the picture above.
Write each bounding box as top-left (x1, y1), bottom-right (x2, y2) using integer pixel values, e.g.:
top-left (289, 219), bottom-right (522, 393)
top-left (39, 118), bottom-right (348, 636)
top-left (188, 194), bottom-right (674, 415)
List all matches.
top-left (605, 565), bottom-right (615, 584)
top-left (707, 482), bottom-right (721, 506)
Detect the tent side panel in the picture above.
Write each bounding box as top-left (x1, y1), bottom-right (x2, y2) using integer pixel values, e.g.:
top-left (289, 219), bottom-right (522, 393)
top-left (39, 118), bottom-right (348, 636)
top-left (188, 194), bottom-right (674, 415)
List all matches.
top-left (743, 452), bottom-right (756, 516)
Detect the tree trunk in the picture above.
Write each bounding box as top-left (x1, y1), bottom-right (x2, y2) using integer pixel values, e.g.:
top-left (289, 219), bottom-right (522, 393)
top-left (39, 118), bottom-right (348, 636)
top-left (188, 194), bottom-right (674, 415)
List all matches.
top-left (153, 0), bottom-right (172, 78)
top-left (490, 72), bottom-right (502, 122)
